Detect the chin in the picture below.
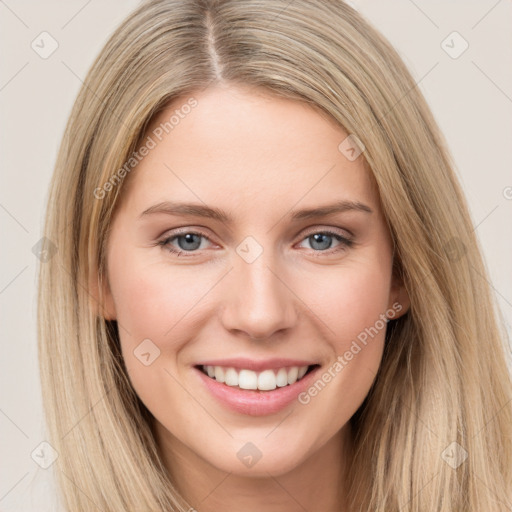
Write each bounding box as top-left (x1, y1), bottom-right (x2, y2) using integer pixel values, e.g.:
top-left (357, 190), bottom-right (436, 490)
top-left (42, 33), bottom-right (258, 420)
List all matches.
top-left (202, 435), bottom-right (314, 477)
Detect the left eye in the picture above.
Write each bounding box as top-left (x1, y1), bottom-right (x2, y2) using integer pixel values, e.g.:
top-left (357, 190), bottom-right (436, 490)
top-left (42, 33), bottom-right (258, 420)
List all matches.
top-left (297, 232), bottom-right (351, 252)
top-left (158, 230), bottom-right (352, 256)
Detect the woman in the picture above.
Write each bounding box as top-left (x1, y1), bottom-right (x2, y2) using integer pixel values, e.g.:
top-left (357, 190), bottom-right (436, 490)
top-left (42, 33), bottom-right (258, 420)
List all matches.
top-left (37, 0), bottom-right (512, 510)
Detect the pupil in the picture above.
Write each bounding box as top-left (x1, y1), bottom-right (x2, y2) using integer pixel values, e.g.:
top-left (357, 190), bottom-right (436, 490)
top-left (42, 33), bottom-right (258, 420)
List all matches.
top-left (178, 233), bottom-right (201, 251)
top-left (310, 233), bottom-right (332, 250)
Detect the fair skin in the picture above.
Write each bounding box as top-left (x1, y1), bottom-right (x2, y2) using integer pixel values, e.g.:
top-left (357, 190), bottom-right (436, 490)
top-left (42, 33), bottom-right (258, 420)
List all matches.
top-left (101, 83), bottom-right (409, 512)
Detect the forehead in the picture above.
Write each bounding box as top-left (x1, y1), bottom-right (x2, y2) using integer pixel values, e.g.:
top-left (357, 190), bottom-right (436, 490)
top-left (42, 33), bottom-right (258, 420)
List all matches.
top-left (118, 84), bottom-right (377, 218)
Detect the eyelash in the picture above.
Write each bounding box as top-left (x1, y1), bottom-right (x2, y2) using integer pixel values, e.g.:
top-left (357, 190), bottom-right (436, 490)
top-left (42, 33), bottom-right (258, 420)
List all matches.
top-left (156, 228), bottom-right (354, 258)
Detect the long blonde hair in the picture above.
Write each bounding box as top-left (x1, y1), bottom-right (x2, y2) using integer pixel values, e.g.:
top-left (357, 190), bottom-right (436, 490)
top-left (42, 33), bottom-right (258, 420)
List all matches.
top-left (37, 0), bottom-right (512, 510)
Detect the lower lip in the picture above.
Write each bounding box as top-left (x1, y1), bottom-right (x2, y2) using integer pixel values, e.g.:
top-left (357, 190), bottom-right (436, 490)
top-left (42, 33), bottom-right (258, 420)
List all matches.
top-left (193, 366), bottom-right (321, 416)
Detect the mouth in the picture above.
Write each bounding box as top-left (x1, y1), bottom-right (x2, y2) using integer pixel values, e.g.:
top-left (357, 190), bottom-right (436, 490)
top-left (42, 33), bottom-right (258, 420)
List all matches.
top-left (194, 364), bottom-right (320, 392)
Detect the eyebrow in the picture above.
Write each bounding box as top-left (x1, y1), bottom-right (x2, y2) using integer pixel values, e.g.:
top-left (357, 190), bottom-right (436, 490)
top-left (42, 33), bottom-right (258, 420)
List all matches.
top-left (139, 199), bottom-right (373, 223)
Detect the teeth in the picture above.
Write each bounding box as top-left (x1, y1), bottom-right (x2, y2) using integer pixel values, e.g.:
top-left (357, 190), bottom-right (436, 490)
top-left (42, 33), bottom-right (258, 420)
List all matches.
top-left (214, 366), bottom-right (225, 383)
top-left (298, 366), bottom-right (308, 379)
top-left (239, 369), bottom-right (258, 390)
top-left (258, 369), bottom-right (277, 391)
top-left (224, 368), bottom-right (238, 386)
top-left (203, 365), bottom-right (311, 390)
top-left (287, 366), bottom-right (298, 384)
top-left (276, 368), bottom-right (288, 387)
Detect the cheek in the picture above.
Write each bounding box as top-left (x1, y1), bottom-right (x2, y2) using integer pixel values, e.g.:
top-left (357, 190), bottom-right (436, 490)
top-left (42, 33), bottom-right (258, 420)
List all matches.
top-left (109, 253), bottom-right (210, 340)
top-left (107, 247), bottom-right (219, 391)
top-left (293, 256), bottom-right (392, 404)
top-left (297, 256), bottom-right (392, 348)
top-left (108, 254), bottom-right (215, 414)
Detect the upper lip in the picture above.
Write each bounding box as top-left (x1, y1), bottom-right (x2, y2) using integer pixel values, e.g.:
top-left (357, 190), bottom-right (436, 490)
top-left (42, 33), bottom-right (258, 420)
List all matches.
top-left (194, 358), bottom-right (319, 372)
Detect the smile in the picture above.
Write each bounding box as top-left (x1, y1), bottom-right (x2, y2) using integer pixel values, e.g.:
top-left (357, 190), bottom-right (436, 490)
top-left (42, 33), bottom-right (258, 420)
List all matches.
top-left (194, 361), bottom-right (322, 416)
top-left (198, 364), bottom-right (317, 391)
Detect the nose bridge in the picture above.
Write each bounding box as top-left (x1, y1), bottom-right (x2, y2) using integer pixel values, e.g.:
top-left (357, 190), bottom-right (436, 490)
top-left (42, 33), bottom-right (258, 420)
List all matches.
top-left (221, 241), bottom-right (297, 339)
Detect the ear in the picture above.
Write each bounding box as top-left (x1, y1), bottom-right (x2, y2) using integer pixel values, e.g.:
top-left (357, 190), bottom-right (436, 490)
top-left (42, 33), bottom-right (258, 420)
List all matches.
top-left (88, 267), bottom-right (117, 321)
top-left (387, 260), bottom-right (410, 320)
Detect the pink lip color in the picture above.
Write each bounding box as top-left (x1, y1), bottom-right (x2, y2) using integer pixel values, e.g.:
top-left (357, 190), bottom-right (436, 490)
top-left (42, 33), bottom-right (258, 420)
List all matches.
top-left (193, 365), bottom-right (321, 416)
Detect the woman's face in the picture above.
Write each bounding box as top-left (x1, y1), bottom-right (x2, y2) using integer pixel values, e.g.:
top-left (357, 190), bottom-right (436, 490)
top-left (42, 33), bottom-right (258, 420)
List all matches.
top-left (102, 84), bottom-right (408, 478)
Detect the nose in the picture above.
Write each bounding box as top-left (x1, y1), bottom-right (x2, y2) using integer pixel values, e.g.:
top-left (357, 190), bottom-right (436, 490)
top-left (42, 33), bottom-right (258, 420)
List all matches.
top-left (220, 253), bottom-right (298, 340)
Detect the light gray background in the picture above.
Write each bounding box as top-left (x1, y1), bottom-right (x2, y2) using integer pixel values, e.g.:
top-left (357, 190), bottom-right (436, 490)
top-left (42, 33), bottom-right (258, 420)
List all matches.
top-left (1, 1), bottom-right (511, 509)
